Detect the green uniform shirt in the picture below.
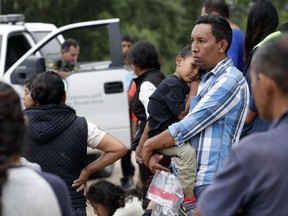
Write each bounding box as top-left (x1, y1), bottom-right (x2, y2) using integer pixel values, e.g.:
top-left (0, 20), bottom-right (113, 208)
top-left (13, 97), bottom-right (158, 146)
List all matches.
top-left (47, 58), bottom-right (79, 72)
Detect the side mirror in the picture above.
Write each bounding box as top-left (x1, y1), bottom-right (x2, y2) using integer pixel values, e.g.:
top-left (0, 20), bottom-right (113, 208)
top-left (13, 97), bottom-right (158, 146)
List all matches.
top-left (11, 56), bottom-right (45, 85)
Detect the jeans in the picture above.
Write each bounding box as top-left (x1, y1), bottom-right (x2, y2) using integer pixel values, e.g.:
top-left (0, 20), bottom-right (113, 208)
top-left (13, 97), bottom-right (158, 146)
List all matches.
top-left (71, 207), bottom-right (86, 216)
top-left (120, 150), bottom-right (135, 177)
top-left (194, 184), bottom-right (209, 199)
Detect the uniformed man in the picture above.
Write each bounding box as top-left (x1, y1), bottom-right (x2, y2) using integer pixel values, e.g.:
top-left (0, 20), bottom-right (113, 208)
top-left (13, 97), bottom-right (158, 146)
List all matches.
top-left (48, 38), bottom-right (80, 76)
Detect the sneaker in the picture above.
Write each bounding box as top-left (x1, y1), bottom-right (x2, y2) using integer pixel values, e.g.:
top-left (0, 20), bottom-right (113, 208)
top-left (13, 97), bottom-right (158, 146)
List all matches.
top-left (120, 177), bottom-right (133, 190)
top-left (179, 201), bottom-right (197, 216)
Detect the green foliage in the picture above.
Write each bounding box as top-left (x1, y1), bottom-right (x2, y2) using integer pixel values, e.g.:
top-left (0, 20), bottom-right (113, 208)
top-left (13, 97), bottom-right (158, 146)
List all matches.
top-left (2, 0), bottom-right (288, 75)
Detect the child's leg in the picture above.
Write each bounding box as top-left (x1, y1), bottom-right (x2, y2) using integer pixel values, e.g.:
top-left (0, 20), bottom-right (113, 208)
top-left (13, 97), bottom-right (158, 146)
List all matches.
top-left (157, 142), bottom-right (196, 200)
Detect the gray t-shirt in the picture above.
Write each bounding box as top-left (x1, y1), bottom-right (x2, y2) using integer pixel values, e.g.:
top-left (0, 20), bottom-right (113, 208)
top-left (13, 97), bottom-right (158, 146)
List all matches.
top-left (198, 113), bottom-right (288, 216)
top-left (3, 166), bottom-right (69, 216)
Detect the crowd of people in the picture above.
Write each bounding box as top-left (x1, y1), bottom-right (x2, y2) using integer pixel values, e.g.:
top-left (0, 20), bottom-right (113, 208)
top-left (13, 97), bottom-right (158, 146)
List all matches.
top-left (1, 0), bottom-right (288, 216)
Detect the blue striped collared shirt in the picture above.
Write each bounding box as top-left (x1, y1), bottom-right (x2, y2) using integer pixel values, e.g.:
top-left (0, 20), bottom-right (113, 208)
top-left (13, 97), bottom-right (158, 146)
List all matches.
top-left (169, 57), bottom-right (249, 187)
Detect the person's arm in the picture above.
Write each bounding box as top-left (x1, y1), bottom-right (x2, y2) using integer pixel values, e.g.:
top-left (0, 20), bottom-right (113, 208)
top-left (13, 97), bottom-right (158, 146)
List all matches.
top-left (142, 129), bottom-right (175, 166)
top-left (143, 76), bottom-right (245, 165)
top-left (136, 123), bottom-right (171, 174)
top-left (170, 76), bottom-right (244, 146)
top-left (150, 76), bottom-right (241, 147)
top-left (73, 130), bottom-right (127, 192)
top-left (135, 123), bottom-right (149, 163)
top-left (177, 80), bottom-right (200, 120)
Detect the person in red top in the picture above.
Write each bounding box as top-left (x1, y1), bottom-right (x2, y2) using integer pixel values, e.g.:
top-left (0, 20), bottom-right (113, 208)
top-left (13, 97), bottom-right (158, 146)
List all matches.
top-left (120, 35), bottom-right (137, 189)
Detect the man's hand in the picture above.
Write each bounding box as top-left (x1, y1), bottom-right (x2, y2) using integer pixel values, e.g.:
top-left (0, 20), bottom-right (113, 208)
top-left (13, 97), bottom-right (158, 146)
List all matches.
top-left (147, 154), bottom-right (170, 173)
top-left (142, 144), bottom-right (154, 166)
top-left (135, 144), bottom-right (144, 164)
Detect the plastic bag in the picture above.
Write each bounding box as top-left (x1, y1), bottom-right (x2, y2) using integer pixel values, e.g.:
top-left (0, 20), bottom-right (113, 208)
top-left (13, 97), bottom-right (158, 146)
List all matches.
top-left (146, 170), bottom-right (184, 216)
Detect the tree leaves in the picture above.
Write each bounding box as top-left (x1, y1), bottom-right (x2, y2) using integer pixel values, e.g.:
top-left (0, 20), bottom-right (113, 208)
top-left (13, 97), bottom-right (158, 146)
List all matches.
top-left (2, 0), bottom-right (287, 74)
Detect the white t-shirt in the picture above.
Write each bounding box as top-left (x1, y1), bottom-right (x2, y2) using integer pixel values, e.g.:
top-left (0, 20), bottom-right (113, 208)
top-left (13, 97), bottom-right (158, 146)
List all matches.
top-left (87, 121), bottom-right (107, 148)
top-left (113, 196), bottom-right (144, 216)
top-left (139, 81), bottom-right (157, 118)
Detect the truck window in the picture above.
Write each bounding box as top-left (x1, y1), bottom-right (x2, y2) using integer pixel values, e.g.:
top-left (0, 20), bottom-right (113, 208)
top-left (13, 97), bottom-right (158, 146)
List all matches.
top-left (29, 31), bottom-right (62, 56)
top-left (63, 26), bottom-right (111, 66)
top-left (5, 34), bottom-right (31, 72)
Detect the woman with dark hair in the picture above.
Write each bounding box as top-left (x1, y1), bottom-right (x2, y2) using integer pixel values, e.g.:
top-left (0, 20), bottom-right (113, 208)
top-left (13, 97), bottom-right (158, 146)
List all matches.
top-left (87, 180), bottom-right (144, 216)
top-left (0, 81), bottom-right (71, 216)
top-left (244, 0), bottom-right (279, 69)
top-left (23, 71), bottom-right (127, 216)
top-left (241, 0), bottom-right (280, 138)
top-left (127, 41), bottom-right (169, 208)
top-left (22, 74), bottom-right (37, 109)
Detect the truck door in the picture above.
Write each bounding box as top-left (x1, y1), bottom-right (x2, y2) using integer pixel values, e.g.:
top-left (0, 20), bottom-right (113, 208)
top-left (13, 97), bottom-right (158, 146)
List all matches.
top-left (4, 18), bottom-right (131, 150)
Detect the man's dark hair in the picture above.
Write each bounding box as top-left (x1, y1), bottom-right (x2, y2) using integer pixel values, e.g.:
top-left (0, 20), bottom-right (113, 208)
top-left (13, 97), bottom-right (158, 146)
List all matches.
top-left (121, 34), bottom-right (134, 43)
top-left (195, 15), bottom-right (232, 53)
top-left (252, 34), bottom-right (288, 94)
top-left (203, 0), bottom-right (229, 18)
top-left (61, 38), bottom-right (79, 52)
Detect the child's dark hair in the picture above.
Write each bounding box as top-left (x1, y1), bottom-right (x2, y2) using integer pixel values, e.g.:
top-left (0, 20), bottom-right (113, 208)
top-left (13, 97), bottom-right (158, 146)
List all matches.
top-left (178, 44), bottom-right (192, 58)
top-left (30, 71), bottom-right (65, 105)
top-left (0, 82), bottom-right (25, 216)
top-left (87, 180), bottom-right (143, 216)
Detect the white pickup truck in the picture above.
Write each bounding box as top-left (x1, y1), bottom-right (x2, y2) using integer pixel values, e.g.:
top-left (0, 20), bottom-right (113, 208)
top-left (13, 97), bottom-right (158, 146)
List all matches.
top-left (0, 14), bottom-right (131, 178)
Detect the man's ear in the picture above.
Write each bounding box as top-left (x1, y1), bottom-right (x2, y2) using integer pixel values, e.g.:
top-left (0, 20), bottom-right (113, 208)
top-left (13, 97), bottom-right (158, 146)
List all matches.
top-left (60, 49), bottom-right (67, 55)
top-left (219, 40), bottom-right (229, 54)
top-left (259, 73), bottom-right (275, 95)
